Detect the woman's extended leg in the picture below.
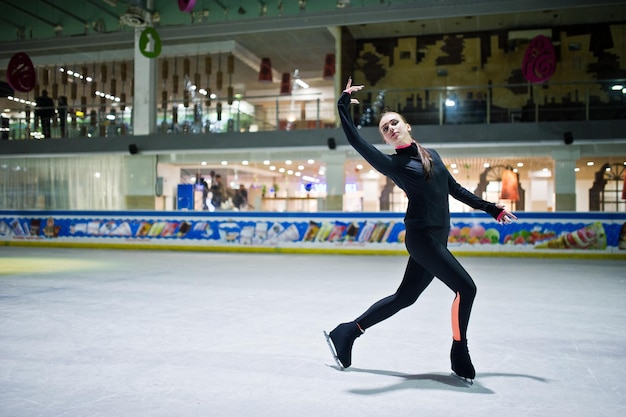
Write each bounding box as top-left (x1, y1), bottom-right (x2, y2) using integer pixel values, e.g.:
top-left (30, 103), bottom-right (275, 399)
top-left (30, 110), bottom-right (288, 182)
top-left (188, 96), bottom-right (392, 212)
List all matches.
top-left (356, 256), bottom-right (434, 329)
top-left (326, 255), bottom-right (433, 368)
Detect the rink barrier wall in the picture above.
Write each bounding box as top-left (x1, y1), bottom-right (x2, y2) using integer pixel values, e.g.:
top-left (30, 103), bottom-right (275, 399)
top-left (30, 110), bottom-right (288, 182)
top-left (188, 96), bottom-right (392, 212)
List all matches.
top-left (1, 210), bottom-right (625, 259)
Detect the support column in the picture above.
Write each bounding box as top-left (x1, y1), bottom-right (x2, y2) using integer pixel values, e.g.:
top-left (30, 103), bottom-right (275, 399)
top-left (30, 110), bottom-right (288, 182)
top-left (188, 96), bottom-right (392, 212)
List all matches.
top-left (552, 147), bottom-right (580, 211)
top-left (322, 151), bottom-right (346, 211)
top-left (322, 27), bottom-right (345, 211)
top-left (133, 28), bottom-right (157, 135)
top-left (124, 155), bottom-right (157, 209)
top-left (360, 172), bottom-right (381, 211)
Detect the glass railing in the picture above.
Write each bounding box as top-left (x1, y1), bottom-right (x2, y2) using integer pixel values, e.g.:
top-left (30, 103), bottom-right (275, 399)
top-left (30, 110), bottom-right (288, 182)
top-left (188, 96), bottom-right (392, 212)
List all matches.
top-left (352, 79), bottom-right (626, 127)
top-left (2, 79), bottom-right (624, 140)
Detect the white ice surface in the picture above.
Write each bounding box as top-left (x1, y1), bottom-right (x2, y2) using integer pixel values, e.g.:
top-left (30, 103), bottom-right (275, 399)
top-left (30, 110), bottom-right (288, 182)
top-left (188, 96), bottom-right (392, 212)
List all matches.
top-left (0, 247), bottom-right (625, 417)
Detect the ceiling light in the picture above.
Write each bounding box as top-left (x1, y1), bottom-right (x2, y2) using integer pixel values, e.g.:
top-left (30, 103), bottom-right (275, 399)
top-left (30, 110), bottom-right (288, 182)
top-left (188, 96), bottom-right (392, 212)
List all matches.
top-left (294, 79), bottom-right (309, 89)
top-left (263, 160), bottom-right (270, 165)
top-left (292, 69), bottom-right (309, 89)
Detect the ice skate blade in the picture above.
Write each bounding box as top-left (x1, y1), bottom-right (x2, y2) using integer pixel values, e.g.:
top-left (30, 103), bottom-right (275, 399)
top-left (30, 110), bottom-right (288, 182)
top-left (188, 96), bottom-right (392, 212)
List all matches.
top-left (323, 330), bottom-right (346, 371)
top-left (451, 372), bottom-right (474, 385)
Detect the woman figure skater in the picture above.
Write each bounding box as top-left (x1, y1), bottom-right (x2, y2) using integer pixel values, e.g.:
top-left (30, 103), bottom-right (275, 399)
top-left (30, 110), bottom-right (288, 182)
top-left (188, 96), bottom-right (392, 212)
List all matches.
top-left (324, 78), bottom-right (517, 381)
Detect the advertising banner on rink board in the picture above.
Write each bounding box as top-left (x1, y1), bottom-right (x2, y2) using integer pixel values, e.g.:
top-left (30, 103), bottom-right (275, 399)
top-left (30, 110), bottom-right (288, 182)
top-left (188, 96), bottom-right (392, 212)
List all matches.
top-left (1, 211), bottom-right (625, 256)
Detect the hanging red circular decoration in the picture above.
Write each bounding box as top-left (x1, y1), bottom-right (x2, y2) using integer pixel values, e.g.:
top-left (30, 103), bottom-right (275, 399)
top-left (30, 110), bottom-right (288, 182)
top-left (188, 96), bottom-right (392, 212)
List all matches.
top-left (7, 52), bottom-right (36, 93)
top-left (178, 0), bottom-right (196, 12)
top-left (522, 35), bottom-right (556, 83)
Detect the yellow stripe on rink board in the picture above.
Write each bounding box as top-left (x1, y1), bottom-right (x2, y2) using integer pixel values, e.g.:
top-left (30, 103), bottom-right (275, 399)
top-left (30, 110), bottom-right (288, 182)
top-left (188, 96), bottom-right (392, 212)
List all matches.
top-left (2, 240), bottom-right (626, 260)
top-left (0, 257), bottom-right (107, 275)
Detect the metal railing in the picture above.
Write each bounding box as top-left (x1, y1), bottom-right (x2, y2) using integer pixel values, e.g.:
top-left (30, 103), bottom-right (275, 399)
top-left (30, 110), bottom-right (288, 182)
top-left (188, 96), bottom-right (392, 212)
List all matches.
top-left (2, 79), bottom-right (625, 140)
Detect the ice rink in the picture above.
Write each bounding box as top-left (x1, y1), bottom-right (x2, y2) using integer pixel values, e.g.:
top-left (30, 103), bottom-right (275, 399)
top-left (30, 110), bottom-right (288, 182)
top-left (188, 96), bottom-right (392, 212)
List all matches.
top-left (1, 246), bottom-right (625, 417)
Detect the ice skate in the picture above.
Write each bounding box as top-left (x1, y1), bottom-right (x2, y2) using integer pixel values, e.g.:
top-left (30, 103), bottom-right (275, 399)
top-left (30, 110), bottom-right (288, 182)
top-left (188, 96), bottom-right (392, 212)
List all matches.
top-left (450, 339), bottom-right (475, 382)
top-left (323, 330), bottom-right (344, 369)
top-left (323, 322), bottom-right (363, 369)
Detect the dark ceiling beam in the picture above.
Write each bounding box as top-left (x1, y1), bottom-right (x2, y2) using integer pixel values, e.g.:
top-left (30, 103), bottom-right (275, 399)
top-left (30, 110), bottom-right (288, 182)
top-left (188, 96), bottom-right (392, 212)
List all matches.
top-left (0, 15), bottom-right (24, 30)
top-left (0, 0), bottom-right (59, 28)
top-left (85, 0), bottom-right (122, 20)
top-left (40, 0), bottom-right (89, 28)
top-left (0, 16), bottom-right (26, 41)
top-left (213, 0), bottom-right (229, 13)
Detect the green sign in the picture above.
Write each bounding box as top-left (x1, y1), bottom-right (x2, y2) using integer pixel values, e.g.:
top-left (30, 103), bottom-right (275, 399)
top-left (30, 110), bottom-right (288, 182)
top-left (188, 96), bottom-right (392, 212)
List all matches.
top-left (139, 27), bottom-right (162, 58)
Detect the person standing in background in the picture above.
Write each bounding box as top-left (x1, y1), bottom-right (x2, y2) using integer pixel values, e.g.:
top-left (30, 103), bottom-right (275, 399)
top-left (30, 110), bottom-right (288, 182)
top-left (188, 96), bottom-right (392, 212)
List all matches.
top-left (210, 174), bottom-right (226, 209)
top-left (233, 184), bottom-right (248, 210)
top-left (200, 176), bottom-right (212, 210)
top-left (35, 89), bottom-right (55, 138)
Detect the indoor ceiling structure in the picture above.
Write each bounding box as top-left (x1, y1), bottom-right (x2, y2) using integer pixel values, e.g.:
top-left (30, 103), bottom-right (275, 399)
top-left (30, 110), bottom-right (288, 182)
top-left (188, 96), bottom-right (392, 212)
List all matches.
top-left (1, 0), bottom-right (625, 103)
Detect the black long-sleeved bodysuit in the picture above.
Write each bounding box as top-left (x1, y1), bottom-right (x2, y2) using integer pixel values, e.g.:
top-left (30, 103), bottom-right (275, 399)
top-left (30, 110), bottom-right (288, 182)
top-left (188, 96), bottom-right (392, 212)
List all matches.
top-left (338, 92), bottom-right (503, 341)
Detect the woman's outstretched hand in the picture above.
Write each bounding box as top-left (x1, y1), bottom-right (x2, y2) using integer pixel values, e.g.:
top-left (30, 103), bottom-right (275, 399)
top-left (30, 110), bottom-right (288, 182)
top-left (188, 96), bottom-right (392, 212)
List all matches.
top-left (496, 204), bottom-right (518, 224)
top-left (343, 77), bottom-right (364, 104)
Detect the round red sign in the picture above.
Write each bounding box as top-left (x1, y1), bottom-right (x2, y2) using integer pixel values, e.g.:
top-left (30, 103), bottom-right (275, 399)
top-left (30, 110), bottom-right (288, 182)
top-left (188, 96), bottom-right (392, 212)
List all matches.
top-left (7, 52), bottom-right (36, 93)
top-left (522, 35), bottom-right (556, 84)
